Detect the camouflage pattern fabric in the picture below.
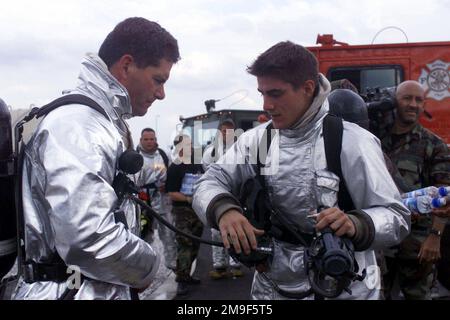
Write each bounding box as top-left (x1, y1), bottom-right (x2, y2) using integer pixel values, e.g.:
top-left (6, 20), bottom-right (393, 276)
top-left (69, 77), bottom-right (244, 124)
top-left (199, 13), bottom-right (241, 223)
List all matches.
top-left (384, 256), bottom-right (434, 300)
top-left (381, 123), bottom-right (450, 250)
top-left (381, 124), bottom-right (450, 193)
top-left (380, 123), bottom-right (450, 299)
top-left (172, 205), bottom-right (204, 281)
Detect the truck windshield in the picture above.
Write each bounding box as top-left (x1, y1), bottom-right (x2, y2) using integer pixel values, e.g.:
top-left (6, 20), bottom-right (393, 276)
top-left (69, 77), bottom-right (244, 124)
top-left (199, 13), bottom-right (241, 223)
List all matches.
top-left (361, 69), bottom-right (398, 92)
top-left (183, 119), bottom-right (219, 149)
top-left (328, 65), bottom-right (403, 93)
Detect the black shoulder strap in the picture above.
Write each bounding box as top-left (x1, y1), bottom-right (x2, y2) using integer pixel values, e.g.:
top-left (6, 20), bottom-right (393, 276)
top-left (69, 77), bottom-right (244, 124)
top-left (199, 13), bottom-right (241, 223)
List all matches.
top-left (157, 148), bottom-right (169, 169)
top-left (323, 114), bottom-right (355, 212)
top-left (256, 122), bottom-right (274, 174)
top-left (256, 117), bottom-right (354, 212)
top-left (14, 93), bottom-right (110, 290)
top-left (36, 94), bottom-right (109, 120)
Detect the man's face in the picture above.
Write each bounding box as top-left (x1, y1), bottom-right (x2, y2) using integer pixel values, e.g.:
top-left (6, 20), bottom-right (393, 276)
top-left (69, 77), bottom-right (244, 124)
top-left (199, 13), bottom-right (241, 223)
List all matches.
top-left (220, 123), bottom-right (235, 144)
top-left (257, 76), bottom-right (314, 129)
top-left (140, 131), bottom-right (157, 153)
top-left (395, 82), bottom-right (425, 126)
top-left (125, 58), bottom-right (173, 116)
top-left (178, 136), bottom-right (192, 162)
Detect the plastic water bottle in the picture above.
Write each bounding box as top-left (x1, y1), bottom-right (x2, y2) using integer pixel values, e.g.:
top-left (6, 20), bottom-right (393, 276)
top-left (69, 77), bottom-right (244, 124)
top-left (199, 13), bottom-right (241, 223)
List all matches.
top-left (401, 186), bottom-right (450, 199)
top-left (180, 173), bottom-right (202, 196)
top-left (439, 186), bottom-right (450, 197)
top-left (402, 195), bottom-right (447, 214)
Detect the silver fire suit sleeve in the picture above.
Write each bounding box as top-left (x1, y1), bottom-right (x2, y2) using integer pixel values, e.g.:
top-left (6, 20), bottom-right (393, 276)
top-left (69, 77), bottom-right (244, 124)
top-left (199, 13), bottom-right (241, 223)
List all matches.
top-left (24, 105), bottom-right (159, 289)
top-left (193, 128), bottom-right (263, 228)
top-left (340, 123), bottom-right (411, 249)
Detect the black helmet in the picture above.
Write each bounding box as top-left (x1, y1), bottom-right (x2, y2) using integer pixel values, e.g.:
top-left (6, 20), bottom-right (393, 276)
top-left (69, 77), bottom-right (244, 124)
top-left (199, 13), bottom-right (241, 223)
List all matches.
top-left (328, 89), bottom-right (369, 130)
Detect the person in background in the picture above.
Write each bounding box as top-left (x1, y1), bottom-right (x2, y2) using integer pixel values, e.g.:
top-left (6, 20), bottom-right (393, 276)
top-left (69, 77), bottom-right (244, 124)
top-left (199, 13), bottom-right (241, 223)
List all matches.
top-left (202, 119), bottom-right (244, 280)
top-left (166, 134), bottom-right (204, 296)
top-left (379, 80), bottom-right (450, 300)
top-left (136, 127), bottom-right (177, 271)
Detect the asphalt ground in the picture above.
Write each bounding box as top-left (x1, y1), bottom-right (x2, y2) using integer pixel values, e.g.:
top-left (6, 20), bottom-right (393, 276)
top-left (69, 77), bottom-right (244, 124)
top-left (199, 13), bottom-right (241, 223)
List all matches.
top-left (173, 228), bottom-right (255, 300)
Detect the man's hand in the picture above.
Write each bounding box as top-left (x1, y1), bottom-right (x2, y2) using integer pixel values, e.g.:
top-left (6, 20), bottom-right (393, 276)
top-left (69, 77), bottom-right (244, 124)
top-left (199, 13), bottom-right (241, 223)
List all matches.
top-left (418, 235), bottom-right (441, 264)
top-left (218, 209), bottom-right (264, 255)
top-left (432, 203), bottom-right (450, 218)
top-left (315, 207), bottom-right (356, 237)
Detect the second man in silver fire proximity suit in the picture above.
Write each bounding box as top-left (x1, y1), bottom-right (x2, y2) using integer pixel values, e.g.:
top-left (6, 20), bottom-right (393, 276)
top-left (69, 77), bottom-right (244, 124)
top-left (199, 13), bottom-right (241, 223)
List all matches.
top-left (193, 41), bottom-right (410, 300)
top-left (136, 128), bottom-right (177, 270)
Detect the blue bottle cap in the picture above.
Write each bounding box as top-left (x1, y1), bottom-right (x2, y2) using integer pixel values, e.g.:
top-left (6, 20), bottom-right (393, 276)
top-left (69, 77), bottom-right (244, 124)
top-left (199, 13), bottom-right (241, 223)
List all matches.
top-left (438, 187), bottom-right (449, 197)
top-left (431, 197), bottom-right (445, 208)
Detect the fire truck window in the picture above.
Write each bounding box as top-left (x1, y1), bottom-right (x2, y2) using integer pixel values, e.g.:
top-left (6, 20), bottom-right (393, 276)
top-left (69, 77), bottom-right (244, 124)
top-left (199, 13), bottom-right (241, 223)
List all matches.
top-left (192, 119), bottom-right (219, 148)
top-left (328, 70), bottom-right (361, 92)
top-left (328, 65), bottom-right (403, 94)
top-left (240, 119), bottom-right (258, 131)
top-left (361, 69), bottom-right (397, 93)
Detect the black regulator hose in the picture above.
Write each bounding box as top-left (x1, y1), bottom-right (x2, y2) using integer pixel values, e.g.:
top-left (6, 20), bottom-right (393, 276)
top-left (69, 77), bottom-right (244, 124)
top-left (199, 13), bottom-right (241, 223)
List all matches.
top-left (130, 195), bottom-right (224, 247)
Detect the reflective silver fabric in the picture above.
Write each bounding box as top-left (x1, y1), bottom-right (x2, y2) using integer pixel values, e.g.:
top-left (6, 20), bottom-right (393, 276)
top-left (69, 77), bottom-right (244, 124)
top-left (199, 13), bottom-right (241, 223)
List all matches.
top-left (136, 147), bottom-right (177, 270)
top-left (193, 75), bottom-right (410, 300)
top-left (13, 53), bottom-right (160, 300)
top-left (203, 142), bottom-right (241, 269)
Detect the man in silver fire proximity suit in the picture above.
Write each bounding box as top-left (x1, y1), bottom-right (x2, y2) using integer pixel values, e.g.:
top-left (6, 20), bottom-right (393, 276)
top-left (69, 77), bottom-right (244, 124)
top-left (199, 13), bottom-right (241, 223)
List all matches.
top-left (193, 41), bottom-right (411, 300)
top-left (13, 17), bottom-right (180, 299)
top-left (136, 128), bottom-right (177, 270)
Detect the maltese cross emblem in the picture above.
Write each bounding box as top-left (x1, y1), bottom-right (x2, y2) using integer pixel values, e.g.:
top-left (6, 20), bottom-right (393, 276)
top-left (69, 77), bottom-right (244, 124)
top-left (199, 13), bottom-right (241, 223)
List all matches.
top-left (418, 60), bottom-right (450, 101)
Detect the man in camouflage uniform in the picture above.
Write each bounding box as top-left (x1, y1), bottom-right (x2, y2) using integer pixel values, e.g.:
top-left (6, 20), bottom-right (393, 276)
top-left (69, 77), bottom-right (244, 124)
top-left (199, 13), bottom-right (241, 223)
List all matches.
top-left (380, 80), bottom-right (450, 300)
top-left (166, 134), bottom-right (204, 296)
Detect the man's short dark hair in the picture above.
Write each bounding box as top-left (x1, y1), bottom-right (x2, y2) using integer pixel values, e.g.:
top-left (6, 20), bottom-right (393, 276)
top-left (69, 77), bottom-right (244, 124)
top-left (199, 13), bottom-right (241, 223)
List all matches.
top-left (173, 134), bottom-right (191, 146)
top-left (247, 41), bottom-right (319, 90)
top-left (219, 118), bottom-right (235, 129)
top-left (141, 127), bottom-right (156, 136)
top-left (99, 17), bottom-right (180, 68)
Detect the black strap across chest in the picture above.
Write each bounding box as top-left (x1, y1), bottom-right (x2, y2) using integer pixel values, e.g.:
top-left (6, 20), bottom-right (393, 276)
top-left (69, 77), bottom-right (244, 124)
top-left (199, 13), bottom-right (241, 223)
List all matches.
top-left (257, 114), bottom-right (355, 211)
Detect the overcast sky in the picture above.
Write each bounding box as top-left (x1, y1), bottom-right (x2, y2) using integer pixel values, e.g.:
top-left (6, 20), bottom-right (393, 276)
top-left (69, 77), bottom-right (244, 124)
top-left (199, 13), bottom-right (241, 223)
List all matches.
top-left (1, 0), bottom-right (449, 149)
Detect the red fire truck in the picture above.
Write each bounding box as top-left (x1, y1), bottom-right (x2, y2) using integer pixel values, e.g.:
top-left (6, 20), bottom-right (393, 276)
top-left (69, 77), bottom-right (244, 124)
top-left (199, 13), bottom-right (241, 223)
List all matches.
top-left (307, 34), bottom-right (450, 145)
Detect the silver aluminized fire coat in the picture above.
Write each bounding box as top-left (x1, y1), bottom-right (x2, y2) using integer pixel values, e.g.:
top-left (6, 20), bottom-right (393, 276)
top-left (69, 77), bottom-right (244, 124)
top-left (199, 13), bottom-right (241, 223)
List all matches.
top-left (13, 53), bottom-right (160, 300)
top-left (193, 75), bottom-right (410, 300)
top-left (136, 147), bottom-right (177, 270)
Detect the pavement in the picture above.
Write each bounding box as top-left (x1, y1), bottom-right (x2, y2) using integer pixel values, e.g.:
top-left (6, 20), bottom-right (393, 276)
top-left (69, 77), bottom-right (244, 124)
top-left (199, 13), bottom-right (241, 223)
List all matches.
top-left (140, 227), bottom-right (254, 300)
top-left (172, 228), bottom-right (255, 300)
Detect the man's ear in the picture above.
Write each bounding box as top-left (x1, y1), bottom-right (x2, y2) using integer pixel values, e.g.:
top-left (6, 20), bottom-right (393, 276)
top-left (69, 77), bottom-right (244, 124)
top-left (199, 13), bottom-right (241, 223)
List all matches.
top-left (110, 54), bottom-right (135, 83)
top-left (303, 79), bottom-right (316, 98)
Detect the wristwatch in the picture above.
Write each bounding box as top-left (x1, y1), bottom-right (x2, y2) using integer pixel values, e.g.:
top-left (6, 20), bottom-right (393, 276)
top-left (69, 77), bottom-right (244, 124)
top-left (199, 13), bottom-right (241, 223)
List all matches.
top-left (429, 228), bottom-right (442, 237)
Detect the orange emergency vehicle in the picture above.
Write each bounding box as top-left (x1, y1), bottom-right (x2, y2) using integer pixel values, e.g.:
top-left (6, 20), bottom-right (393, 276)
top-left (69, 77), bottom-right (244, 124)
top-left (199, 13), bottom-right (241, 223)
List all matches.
top-left (307, 34), bottom-right (450, 144)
